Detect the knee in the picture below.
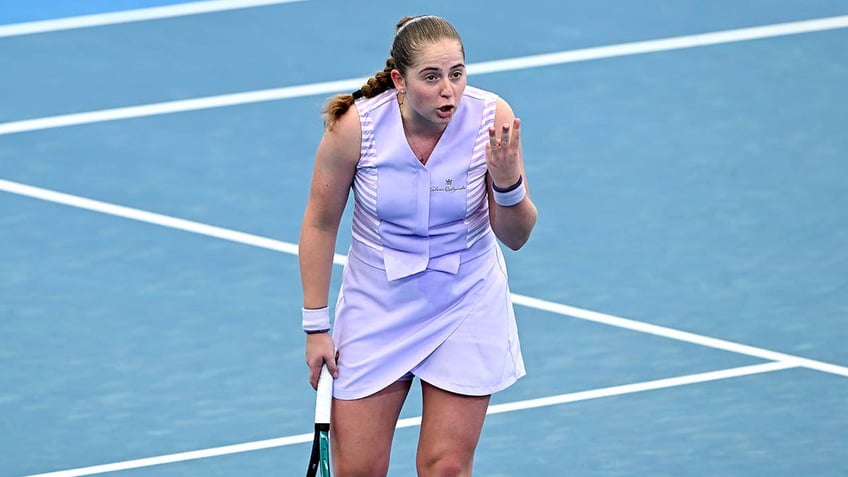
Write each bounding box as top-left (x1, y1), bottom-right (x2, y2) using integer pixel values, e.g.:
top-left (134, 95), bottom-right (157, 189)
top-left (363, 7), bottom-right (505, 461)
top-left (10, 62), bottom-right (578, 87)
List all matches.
top-left (417, 453), bottom-right (470, 477)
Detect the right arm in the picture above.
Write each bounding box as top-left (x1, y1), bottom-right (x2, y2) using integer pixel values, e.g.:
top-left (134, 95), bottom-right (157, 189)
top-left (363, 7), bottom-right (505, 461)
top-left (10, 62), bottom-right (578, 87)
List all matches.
top-left (299, 107), bottom-right (361, 388)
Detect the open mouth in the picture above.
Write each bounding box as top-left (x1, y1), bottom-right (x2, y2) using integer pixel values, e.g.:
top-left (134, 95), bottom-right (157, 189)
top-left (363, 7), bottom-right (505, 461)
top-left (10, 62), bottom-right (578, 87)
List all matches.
top-left (438, 105), bottom-right (454, 114)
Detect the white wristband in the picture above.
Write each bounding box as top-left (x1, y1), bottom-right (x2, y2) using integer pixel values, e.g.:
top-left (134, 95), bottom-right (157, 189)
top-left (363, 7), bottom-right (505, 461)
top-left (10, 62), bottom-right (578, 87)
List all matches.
top-left (302, 307), bottom-right (330, 333)
top-left (493, 181), bottom-right (526, 207)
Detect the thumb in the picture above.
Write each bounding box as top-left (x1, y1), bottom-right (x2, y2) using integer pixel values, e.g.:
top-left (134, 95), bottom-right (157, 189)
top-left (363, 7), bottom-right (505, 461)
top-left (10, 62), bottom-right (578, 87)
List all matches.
top-left (326, 350), bottom-right (340, 379)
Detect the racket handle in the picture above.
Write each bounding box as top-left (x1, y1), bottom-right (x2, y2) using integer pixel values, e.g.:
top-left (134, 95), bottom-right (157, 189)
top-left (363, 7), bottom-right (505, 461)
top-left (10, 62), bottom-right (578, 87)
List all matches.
top-left (314, 365), bottom-right (333, 425)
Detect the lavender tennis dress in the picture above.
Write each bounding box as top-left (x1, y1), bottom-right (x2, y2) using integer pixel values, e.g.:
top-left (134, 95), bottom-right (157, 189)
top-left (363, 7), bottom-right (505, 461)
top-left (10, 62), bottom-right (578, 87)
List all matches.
top-left (331, 86), bottom-right (525, 400)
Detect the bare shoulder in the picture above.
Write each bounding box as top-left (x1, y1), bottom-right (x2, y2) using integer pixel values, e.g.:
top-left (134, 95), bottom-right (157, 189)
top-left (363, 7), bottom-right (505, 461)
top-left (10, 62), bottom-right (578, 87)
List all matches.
top-left (493, 96), bottom-right (516, 128)
top-left (317, 104), bottom-right (362, 168)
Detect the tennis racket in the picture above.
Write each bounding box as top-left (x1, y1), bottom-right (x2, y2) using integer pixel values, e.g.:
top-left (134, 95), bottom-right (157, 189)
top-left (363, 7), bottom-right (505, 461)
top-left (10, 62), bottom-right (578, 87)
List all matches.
top-left (306, 365), bottom-right (333, 477)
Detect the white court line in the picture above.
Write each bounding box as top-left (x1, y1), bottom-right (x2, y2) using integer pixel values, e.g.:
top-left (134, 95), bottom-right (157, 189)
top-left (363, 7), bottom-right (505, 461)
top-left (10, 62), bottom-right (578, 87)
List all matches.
top-left (3, 178), bottom-right (847, 380)
top-left (0, 78), bottom-right (364, 136)
top-left (483, 361), bottom-right (797, 415)
top-left (0, 0), bottom-right (307, 38)
top-left (510, 295), bottom-right (848, 378)
top-left (24, 362), bottom-right (796, 477)
top-left (1, 14), bottom-right (847, 136)
top-left (0, 178), bottom-right (347, 266)
top-left (23, 432), bottom-right (315, 477)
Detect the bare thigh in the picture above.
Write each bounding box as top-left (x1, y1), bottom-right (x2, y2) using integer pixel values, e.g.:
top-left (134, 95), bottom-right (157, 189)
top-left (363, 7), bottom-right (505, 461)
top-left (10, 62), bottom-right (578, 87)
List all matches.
top-left (417, 381), bottom-right (490, 477)
top-left (331, 379), bottom-right (412, 476)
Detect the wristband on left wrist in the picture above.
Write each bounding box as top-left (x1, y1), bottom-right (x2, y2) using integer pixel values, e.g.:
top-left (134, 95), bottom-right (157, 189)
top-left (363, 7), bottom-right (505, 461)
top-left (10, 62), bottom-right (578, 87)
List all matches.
top-left (492, 175), bottom-right (526, 207)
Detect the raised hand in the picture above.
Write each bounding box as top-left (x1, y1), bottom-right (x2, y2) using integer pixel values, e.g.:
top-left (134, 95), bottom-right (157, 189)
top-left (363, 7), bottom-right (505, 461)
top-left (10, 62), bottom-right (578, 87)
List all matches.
top-left (486, 118), bottom-right (522, 189)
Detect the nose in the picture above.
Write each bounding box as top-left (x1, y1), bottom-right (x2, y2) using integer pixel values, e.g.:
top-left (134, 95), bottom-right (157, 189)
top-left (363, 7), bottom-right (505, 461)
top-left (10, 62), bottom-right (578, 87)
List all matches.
top-left (440, 77), bottom-right (453, 98)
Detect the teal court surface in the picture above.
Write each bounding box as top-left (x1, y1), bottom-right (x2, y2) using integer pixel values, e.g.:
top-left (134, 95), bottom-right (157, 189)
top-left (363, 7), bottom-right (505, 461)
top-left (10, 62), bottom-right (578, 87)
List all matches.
top-left (1, 1), bottom-right (846, 475)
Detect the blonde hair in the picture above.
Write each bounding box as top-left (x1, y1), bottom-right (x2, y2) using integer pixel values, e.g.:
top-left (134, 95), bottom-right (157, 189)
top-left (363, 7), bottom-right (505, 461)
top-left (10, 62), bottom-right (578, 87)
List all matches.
top-left (321, 15), bottom-right (464, 130)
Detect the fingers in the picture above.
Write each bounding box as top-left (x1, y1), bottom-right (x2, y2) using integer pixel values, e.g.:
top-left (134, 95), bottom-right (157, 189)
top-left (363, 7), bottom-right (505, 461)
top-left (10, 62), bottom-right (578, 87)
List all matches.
top-left (306, 333), bottom-right (338, 389)
top-left (488, 118), bottom-right (521, 151)
top-left (328, 350), bottom-right (340, 379)
top-left (504, 118), bottom-right (520, 147)
top-left (309, 364), bottom-right (322, 390)
top-left (308, 355), bottom-right (337, 389)
top-left (488, 127), bottom-right (498, 149)
top-left (512, 118), bottom-right (520, 145)
top-left (500, 122), bottom-right (510, 147)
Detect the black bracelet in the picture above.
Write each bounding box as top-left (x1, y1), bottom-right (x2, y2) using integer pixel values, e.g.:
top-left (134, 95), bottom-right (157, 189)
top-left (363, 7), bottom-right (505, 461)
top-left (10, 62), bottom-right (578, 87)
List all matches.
top-left (492, 175), bottom-right (523, 193)
top-left (304, 328), bottom-right (330, 335)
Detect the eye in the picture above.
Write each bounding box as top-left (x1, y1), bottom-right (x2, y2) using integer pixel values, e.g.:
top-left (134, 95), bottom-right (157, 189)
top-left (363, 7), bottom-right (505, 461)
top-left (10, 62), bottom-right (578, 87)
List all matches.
top-left (424, 74), bottom-right (438, 81)
top-left (451, 70), bottom-right (464, 79)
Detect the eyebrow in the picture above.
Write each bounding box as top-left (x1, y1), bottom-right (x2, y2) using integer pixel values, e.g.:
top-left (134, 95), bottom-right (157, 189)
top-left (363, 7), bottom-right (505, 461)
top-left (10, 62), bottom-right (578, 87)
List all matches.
top-left (417, 63), bottom-right (466, 74)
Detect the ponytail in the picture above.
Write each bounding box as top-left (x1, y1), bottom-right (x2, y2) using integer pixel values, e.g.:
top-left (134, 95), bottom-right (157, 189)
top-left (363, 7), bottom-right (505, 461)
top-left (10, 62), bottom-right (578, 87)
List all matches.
top-left (321, 57), bottom-right (397, 130)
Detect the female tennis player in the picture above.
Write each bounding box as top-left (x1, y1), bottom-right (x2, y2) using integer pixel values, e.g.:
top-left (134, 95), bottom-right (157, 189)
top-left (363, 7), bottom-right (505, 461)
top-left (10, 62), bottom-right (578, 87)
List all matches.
top-left (299, 14), bottom-right (538, 476)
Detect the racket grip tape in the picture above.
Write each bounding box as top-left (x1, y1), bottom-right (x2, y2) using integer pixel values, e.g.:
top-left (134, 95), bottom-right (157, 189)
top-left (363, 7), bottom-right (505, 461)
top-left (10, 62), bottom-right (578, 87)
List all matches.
top-left (314, 365), bottom-right (333, 424)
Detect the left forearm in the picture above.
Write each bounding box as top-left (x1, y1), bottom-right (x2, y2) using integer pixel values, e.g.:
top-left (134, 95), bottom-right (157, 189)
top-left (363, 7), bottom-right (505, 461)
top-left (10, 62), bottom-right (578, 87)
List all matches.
top-left (491, 197), bottom-right (538, 250)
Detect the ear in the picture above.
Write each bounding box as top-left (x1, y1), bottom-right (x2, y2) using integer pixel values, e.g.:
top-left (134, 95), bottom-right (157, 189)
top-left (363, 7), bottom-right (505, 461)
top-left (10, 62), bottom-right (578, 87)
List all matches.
top-left (390, 69), bottom-right (405, 91)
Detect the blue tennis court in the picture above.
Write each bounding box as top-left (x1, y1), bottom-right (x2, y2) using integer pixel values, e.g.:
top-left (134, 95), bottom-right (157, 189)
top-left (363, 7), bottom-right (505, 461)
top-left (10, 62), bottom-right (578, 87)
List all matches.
top-left (1, 1), bottom-right (846, 475)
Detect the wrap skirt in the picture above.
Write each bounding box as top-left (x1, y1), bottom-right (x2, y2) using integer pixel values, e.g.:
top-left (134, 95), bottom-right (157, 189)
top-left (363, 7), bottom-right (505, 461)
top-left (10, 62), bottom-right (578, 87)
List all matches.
top-left (331, 234), bottom-right (526, 399)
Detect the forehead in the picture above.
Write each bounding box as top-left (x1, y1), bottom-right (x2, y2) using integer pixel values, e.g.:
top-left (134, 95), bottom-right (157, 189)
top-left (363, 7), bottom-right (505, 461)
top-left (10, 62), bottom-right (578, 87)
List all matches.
top-left (410, 39), bottom-right (464, 70)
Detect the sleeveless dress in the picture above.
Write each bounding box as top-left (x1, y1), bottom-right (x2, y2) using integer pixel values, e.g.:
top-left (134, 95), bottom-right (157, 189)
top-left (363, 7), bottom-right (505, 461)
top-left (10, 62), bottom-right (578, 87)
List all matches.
top-left (331, 86), bottom-right (526, 400)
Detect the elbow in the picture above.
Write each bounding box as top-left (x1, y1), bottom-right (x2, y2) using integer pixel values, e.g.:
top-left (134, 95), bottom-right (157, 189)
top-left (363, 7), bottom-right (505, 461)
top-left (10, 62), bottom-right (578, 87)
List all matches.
top-left (496, 222), bottom-right (535, 250)
top-left (505, 242), bottom-right (525, 251)
top-left (502, 234), bottom-right (530, 251)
